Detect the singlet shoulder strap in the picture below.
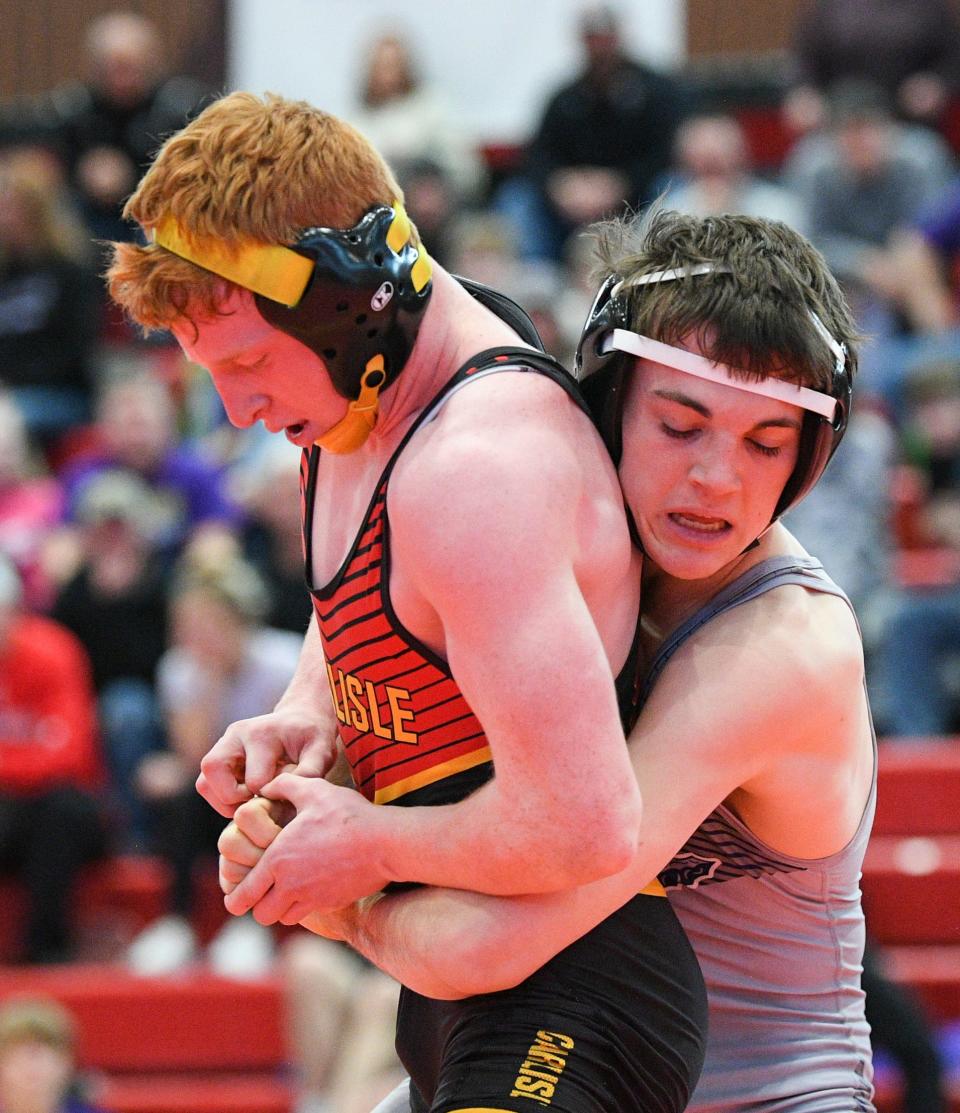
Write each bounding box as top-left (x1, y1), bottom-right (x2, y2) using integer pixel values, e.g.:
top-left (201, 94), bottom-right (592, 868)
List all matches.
top-left (638, 556), bottom-right (844, 706)
top-left (420, 346), bottom-right (591, 427)
top-left (302, 346), bottom-right (588, 535)
top-left (357, 345), bottom-right (588, 491)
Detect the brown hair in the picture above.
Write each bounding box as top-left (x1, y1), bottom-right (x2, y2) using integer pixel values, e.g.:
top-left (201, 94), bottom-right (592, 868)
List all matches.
top-left (172, 546), bottom-right (270, 625)
top-left (591, 208), bottom-right (860, 389)
top-left (0, 151), bottom-right (91, 264)
top-left (0, 997), bottom-right (76, 1054)
top-left (107, 91), bottom-right (405, 331)
top-left (361, 33), bottom-right (419, 107)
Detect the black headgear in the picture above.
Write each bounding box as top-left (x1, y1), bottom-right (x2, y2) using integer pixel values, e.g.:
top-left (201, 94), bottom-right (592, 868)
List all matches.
top-left (574, 268), bottom-right (852, 523)
top-left (152, 200), bottom-right (432, 453)
top-left (255, 203), bottom-right (432, 402)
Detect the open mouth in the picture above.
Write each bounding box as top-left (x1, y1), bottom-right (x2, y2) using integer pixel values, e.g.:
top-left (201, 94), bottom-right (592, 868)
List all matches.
top-left (668, 511), bottom-right (731, 534)
top-left (284, 423), bottom-right (306, 441)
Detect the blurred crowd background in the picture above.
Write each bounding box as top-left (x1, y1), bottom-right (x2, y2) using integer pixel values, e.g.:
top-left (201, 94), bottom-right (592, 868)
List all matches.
top-left (0, 2), bottom-right (959, 1111)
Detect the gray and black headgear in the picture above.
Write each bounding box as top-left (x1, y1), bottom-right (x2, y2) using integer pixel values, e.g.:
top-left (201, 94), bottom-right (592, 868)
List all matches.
top-left (574, 264), bottom-right (851, 523)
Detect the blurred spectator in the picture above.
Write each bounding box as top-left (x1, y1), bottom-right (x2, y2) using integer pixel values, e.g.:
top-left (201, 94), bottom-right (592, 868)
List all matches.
top-left (791, 81), bottom-right (950, 314)
top-left (862, 941), bottom-right (948, 1113)
top-left (394, 157), bottom-right (460, 269)
top-left (785, 90), bottom-right (954, 210)
top-left (127, 550), bottom-right (301, 976)
top-left (447, 210), bottom-right (526, 288)
top-left (873, 358), bottom-right (960, 734)
top-left (29, 10), bottom-right (209, 243)
top-left (843, 172), bottom-right (960, 411)
top-left (51, 471), bottom-right (170, 848)
top-left (349, 30), bottom-right (483, 206)
top-left (496, 2), bottom-right (685, 262)
top-left (784, 0), bottom-right (960, 133)
top-left (0, 554), bottom-right (106, 963)
top-left (786, 399), bottom-right (896, 624)
top-left (234, 442), bottom-right (311, 636)
top-left (443, 211), bottom-right (571, 356)
top-left (883, 175), bottom-right (960, 336)
top-left (281, 935), bottom-right (405, 1113)
top-left (661, 113), bottom-right (805, 228)
top-left (785, 399), bottom-right (897, 723)
top-left (0, 153), bottom-right (99, 448)
top-left (60, 370), bottom-right (242, 560)
top-left (0, 391), bottom-right (64, 611)
top-left (0, 997), bottom-right (107, 1113)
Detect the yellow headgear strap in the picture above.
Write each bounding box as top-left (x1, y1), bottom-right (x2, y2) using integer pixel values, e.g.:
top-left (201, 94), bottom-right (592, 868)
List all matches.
top-left (382, 201), bottom-right (432, 292)
top-left (151, 200), bottom-right (430, 303)
top-left (151, 217), bottom-right (314, 307)
top-left (315, 356), bottom-right (386, 454)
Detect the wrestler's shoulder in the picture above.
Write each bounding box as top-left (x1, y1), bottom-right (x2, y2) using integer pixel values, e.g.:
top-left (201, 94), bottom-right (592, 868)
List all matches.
top-left (399, 374), bottom-right (595, 495)
top-left (686, 580), bottom-right (863, 704)
top-left (751, 577), bottom-right (861, 660)
top-left (440, 361), bottom-right (596, 440)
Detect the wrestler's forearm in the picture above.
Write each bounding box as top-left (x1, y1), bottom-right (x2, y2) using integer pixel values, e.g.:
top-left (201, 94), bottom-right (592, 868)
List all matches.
top-left (300, 890), bottom-right (485, 999)
top-left (371, 770), bottom-right (639, 897)
top-left (313, 859), bottom-right (655, 999)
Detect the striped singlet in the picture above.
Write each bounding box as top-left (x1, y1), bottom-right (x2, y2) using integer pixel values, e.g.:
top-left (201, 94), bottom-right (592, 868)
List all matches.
top-left (301, 349), bottom-right (591, 808)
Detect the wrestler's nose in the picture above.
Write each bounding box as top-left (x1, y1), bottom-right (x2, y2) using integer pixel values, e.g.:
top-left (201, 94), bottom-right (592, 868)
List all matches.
top-left (689, 439), bottom-right (740, 495)
top-left (211, 376), bottom-right (268, 429)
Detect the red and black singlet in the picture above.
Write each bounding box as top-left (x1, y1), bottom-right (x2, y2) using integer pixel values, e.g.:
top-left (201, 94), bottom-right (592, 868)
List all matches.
top-left (302, 348), bottom-right (590, 808)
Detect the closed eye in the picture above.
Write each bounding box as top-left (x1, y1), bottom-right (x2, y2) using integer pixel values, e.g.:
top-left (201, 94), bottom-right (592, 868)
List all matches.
top-left (236, 354), bottom-right (268, 372)
top-left (661, 423), bottom-right (699, 440)
top-left (748, 440), bottom-right (782, 458)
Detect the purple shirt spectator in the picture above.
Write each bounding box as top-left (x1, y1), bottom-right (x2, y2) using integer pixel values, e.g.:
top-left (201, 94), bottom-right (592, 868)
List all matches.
top-left (62, 446), bottom-right (240, 549)
top-left (915, 177), bottom-right (960, 254)
top-left (59, 371), bottom-right (241, 553)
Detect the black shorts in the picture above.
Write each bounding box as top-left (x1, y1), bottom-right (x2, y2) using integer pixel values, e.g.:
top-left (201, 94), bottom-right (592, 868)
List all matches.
top-left (396, 891), bottom-right (707, 1113)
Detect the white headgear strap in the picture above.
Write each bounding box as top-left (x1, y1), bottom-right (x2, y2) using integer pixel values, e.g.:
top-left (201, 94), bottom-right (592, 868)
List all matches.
top-left (605, 264), bottom-right (842, 421)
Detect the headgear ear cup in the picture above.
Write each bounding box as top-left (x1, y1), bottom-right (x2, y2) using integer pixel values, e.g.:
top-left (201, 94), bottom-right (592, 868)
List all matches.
top-left (255, 203), bottom-right (432, 402)
top-left (575, 275), bottom-right (630, 464)
top-left (769, 312), bottom-right (851, 520)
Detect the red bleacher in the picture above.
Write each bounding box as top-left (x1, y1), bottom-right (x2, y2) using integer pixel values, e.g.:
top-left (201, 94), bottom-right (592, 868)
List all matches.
top-left (0, 858), bottom-right (293, 1112)
top-left (0, 738), bottom-right (957, 1112)
top-left (870, 740), bottom-right (960, 838)
top-left (864, 833), bottom-right (960, 948)
top-left (864, 742), bottom-right (960, 959)
top-left (0, 964), bottom-right (291, 1113)
top-left (862, 737), bottom-right (960, 1112)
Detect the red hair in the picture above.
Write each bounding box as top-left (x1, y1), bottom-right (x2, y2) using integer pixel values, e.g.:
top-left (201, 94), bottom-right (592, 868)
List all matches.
top-left (107, 91), bottom-right (405, 331)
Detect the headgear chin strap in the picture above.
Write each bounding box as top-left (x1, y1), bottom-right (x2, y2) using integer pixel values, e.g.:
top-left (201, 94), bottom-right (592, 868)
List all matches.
top-left (314, 355), bottom-right (387, 453)
top-left (152, 200), bottom-right (433, 453)
top-left (575, 264), bottom-right (851, 524)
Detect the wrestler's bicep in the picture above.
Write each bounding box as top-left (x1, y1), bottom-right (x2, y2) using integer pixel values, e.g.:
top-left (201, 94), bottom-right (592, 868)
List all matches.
top-left (391, 432), bottom-right (640, 845)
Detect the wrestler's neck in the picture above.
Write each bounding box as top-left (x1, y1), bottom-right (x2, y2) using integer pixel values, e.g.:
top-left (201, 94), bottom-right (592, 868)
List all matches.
top-left (640, 522), bottom-right (806, 640)
top-left (365, 266), bottom-right (536, 445)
